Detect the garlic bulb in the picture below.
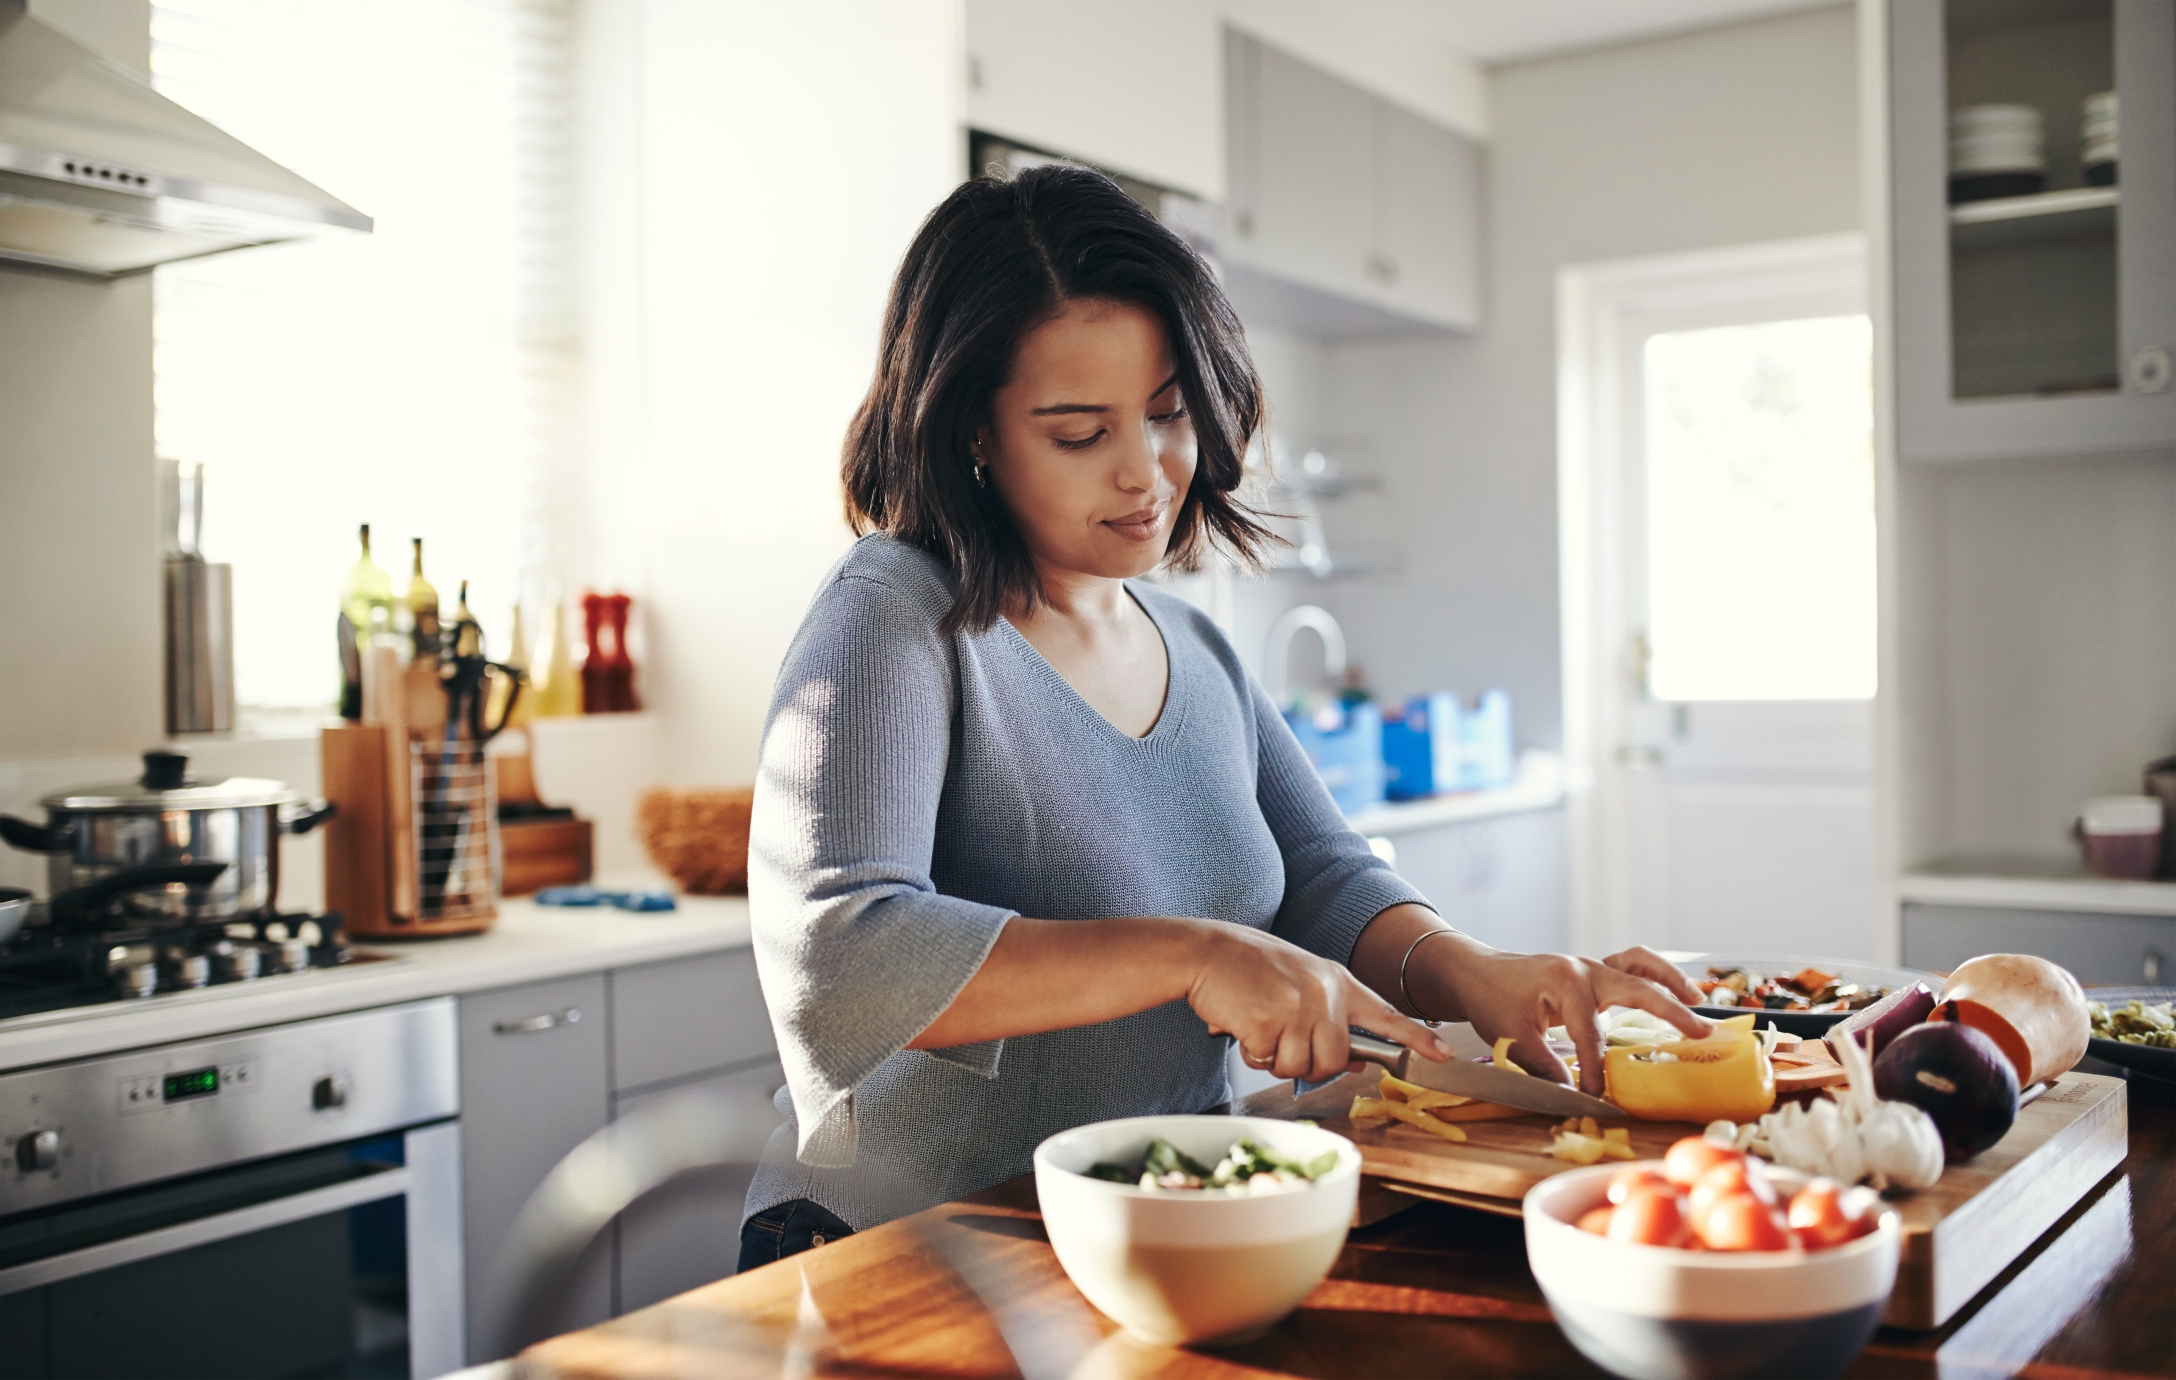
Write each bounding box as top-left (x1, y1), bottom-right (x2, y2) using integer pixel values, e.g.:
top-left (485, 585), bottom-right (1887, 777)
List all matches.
top-left (1757, 1029), bottom-right (1943, 1192)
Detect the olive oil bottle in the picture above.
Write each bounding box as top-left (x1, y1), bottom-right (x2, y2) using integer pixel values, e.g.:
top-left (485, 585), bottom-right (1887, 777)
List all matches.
top-left (406, 537), bottom-right (441, 658)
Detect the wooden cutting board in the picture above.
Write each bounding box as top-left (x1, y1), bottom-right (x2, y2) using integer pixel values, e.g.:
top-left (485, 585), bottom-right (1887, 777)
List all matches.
top-left (1251, 1068), bottom-right (2128, 1330)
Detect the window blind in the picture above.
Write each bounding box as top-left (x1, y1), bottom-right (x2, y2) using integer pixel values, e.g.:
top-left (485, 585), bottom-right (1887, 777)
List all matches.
top-left (152, 0), bottom-right (576, 709)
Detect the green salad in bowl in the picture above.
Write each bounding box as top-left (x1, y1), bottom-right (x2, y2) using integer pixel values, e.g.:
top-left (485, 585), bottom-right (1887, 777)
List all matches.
top-left (1084, 1136), bottom-right (1341, 1194)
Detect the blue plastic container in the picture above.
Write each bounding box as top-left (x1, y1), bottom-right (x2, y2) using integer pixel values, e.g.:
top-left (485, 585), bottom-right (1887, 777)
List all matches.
top-left (1284, 699), bottom-right (1385, 813)
top-left (1379, 691), bottom-right (1516, 799)
top-left (1381, 692), bottom-right (1459, 800)
top-left (1459, 690), bottom-right (1515, 790)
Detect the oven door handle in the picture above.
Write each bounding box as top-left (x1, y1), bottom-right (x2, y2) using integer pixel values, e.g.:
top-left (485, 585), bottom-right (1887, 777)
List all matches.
top-left (0, 1164), bottom-right (413, 1297)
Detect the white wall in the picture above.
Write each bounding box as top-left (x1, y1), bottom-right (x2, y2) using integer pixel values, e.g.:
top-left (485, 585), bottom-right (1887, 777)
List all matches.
top-left (1286, 5), bottom-right (1861, 747)
top-left (579, 0), bottom-right (967, 787)
top-left (0, 0), bottom-right (159, 763)
top-left (964, 0), bottom-right (1486, 199)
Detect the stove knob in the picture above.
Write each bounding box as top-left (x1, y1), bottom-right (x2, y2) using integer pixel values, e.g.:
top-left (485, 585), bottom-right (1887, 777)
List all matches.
top-left (279, 940), bottom-right (311, 974)
top-left (214, 946), bottom-right (261, 982)
top-left (120, 963), bottom-right (158, 999)
top-left (312, 1075), bottom-right (348, 1111)
top-left (15, 1130), bottom-right (59, 1172)
top-left (174, 955), bottom-right (210, 990)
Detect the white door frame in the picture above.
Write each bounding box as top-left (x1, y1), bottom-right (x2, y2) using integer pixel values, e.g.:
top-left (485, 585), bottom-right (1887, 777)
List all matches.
top-left (1556, 233), bottom-right (1870, 960)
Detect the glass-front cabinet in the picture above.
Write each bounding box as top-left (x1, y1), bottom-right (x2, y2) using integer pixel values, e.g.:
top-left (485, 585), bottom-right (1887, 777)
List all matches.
top-left (1889, 0), bottom-right (2176, 462)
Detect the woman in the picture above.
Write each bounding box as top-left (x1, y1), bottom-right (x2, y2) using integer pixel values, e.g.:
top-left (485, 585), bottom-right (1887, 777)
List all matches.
top-left (741, 165), bottom-right (1708, 1269)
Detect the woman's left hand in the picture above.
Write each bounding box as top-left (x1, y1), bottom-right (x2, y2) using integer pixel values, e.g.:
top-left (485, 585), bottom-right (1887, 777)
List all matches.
top-left (1409, 937), bottom-right (1712, 1095)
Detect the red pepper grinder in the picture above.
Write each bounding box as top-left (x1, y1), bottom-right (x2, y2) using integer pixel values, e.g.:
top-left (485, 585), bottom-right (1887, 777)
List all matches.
top-left (578, 591), bottom-right (641, 712)
top-left (579, 591), bottom-right (610, 713)
top-left (603, 592), bottom-right (640, 712)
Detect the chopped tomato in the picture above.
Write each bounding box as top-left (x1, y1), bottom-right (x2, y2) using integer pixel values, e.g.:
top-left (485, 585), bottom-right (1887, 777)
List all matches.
top-left (1607, 1186), bottom-right (1691, 1248)
top-left (1577, 1206), bottom-right (1615, 1236)
top-left (1693, 1192), bottom-right (1794, 1252)
top-left (1790, 967), bottom-right (1837, 994)
top-left (1662, 1136), bottom-right (1742, 1188)
top-left (1786, 1180), bottom-right (1874, 1250)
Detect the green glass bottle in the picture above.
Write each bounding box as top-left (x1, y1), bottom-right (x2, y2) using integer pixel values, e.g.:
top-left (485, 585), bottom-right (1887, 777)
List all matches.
top-left (336, 523), bottom-right (394, 719)
top-left (406, 537), bottom-right (441, 658)
top-left (339, 523), bottom-right (395, 634)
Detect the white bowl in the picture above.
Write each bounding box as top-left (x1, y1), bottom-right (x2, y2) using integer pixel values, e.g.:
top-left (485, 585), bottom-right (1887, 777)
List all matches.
top-left (1033, 1115), bottom-right (1360, 1347)
top-left (1525, 1162), bottom-right (1900, 1380)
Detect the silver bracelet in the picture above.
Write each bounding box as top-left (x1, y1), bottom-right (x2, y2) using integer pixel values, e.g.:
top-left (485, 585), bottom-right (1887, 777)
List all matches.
top-left (1398, 926), bottom-right (1460, 1020)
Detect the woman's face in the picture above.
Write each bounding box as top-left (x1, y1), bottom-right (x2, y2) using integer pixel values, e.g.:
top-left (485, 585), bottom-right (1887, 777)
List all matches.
top-left (980, 298), bottom-right (1197, 583)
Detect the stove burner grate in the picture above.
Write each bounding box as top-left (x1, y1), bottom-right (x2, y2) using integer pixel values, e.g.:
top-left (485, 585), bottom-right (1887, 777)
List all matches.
top-left (0, 911), bottom-right (356, 1021)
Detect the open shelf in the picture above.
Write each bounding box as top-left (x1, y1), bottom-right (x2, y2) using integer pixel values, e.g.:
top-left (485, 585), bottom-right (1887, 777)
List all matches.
top-left (1950, 187), bottom-right (2118, 250)
top-left (1902, 858), bottom-right (2176, 917)
top-left (1950, 185), bottom-right (2119, 225)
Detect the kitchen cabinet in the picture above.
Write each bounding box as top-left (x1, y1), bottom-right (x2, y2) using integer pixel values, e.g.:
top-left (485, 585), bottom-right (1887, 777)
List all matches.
top-left (1888, 0), bottom-right (2176, 462)
top-left (459, 973), bottom-right (613, 1363)
top-left (608, 949), bottom-right (782, 1312)
top-left (1903, 902), bottom-right (2173, 985)
top-left (1224, 29), bottom-right (1481, 334)
top-left (613, 1061), bottom-right (784, 1313)
top-left (1378, 809), bottom-right (1568, 954)
top-left (459, 949), bottom-right (782, 1358)
top-left (610, 948), bottom-right (776, 1093)
top-left (1373, 99), bottom-right (1481, 332)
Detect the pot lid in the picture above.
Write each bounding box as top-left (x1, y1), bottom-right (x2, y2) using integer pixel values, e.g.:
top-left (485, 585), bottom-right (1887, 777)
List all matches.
top-left (41, 750), bottom-right (300, 812)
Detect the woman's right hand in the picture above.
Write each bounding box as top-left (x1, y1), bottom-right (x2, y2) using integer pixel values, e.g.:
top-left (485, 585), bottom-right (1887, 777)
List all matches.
top-left (1183, 922), bottom-right (1455, 1083)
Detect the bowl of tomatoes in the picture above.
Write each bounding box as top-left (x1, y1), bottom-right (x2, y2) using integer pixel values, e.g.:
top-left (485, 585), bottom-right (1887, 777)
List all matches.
top-left (1523, 1136), bottom-right (1900, 1380)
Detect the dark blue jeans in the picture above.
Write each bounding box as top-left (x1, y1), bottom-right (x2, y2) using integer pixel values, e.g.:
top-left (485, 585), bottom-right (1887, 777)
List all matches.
top-left (738, 1198), bottom-right (855, 1274)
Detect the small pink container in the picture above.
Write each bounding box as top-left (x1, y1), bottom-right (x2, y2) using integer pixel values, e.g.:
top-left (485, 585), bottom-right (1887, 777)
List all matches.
top-left (2078, 796), bottom-right (2163, 880)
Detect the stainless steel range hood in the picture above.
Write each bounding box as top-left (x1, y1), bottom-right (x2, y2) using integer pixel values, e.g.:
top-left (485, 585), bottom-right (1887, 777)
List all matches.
top-left (0, 0), bottom-right (370, 278)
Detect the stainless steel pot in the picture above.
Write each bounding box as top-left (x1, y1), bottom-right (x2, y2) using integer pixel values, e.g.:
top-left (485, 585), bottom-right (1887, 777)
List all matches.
top-left (0, 751), bottom-right (332, 923)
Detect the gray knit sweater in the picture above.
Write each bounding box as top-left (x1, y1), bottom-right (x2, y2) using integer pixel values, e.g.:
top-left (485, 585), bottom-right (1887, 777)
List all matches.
top-left (744, 535), bottom-right (1426, 1230)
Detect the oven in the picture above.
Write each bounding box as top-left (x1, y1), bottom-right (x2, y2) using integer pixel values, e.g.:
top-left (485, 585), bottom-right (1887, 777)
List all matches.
top-left (0, 998), bottom-right (461, 1379)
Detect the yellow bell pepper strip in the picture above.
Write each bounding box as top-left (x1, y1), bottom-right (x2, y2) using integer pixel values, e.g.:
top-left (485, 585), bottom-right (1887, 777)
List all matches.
top-left (1603, 1013), bottom-right (1776, 1123)
top-left (1546, 1117), bottom-right (1639, 1162)
top-left (1384, 1056), bottom-right (1539, 1121)
top-left (1377, 1069), bottom-right (1474, 1112)
top-left (1350, 1095), bottom-right (1470, 1142)
top-left (1426, 1101), bottom-right (1534, 1123)
top-left (1490, 1035), bottom-right (1578, 1080)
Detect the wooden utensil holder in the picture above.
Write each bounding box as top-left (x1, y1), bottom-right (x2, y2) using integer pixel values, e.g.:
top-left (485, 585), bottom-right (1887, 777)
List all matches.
top-left (323, 723), bottom-right (499, 938)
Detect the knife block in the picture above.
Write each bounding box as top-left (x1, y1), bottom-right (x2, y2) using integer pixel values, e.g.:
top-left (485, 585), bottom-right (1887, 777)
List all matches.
top-left (322, 724), bottom-right (499, 938)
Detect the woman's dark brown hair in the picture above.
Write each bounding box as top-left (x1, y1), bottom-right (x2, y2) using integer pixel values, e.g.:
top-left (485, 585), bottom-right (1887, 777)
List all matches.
top-left (843, 164), bottom-right (1273, 633)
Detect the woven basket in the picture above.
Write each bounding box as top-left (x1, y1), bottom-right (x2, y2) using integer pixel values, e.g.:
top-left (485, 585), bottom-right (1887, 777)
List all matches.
top-left (637, 786), bottom-right (754, 895)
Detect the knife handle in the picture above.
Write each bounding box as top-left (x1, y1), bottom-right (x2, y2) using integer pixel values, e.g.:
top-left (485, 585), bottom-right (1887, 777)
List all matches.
top-left (1346, 1033), bottom-right (1408, 1074)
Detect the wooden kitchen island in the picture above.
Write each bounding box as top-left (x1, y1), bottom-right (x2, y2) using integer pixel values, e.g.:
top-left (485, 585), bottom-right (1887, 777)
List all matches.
top-left (518, 1076), bottom-right (2176, 1379)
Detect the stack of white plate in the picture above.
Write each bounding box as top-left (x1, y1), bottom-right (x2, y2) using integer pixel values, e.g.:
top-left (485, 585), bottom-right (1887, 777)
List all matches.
top-left (2083, 90), bottom-right (2117, 185)
top-left (1949, 103), bottom-right (2047, 203)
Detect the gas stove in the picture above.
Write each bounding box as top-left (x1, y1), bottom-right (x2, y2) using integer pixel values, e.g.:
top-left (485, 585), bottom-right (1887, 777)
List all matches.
top-left (0, 909), bottom-right (389, 1021)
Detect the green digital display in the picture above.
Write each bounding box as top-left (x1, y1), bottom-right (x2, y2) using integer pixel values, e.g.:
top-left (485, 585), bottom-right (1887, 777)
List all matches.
top-left (163, 1067), bottom-right (219, 1102)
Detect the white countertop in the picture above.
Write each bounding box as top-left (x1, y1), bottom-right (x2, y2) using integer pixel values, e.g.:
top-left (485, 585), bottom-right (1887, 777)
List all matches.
top-left (0, 895), bottom-right (752, 1073)
top-left (1901, 859), bottom-right (2176, 918)
top-left (1343, 751), bottom-right (1566, 837)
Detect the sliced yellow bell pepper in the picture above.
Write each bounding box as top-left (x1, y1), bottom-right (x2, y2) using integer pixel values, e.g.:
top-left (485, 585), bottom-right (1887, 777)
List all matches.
top-left (1349, 1095), bottom-right (1470, 1142)
top-left (1603, 1013), bottom-right (1775, 1123)
top-left (1378, 1069), bottom-right (1474, 1112)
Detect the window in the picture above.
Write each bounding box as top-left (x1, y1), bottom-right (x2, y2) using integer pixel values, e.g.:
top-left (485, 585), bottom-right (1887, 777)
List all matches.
top-left (152, 0), bottom-right (574, 709)
top-left (1642, 314), bottom-right (1877, 702)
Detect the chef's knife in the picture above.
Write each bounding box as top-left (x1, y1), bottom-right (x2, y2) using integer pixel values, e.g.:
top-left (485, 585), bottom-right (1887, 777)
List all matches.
top-left (1348, 1029), bottom-right (1622, 1120)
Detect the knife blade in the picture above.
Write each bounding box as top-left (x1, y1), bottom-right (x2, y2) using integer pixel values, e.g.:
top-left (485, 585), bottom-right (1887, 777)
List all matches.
top-left (1348, 1029), bottom-right (1622, 1120)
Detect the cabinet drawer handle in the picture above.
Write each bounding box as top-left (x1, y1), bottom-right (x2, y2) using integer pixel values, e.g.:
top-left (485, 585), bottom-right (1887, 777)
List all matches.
top-left (495, 1007), bottom-right (580, 1036)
